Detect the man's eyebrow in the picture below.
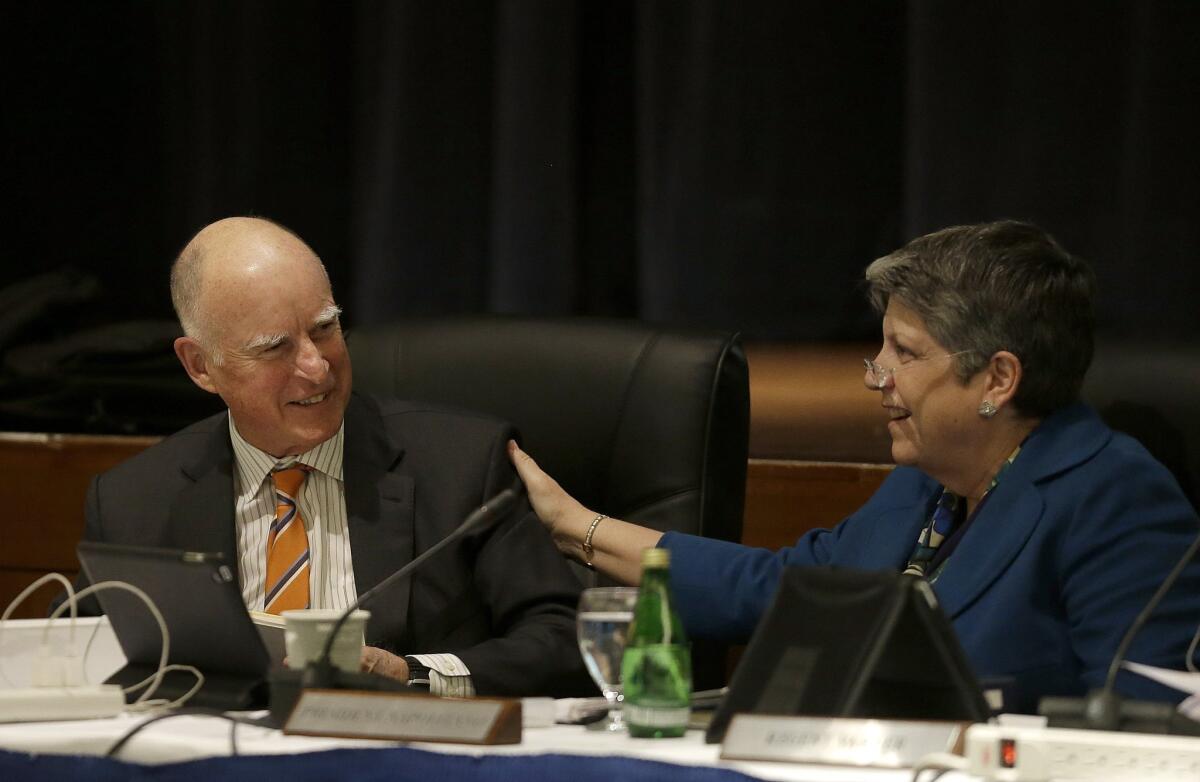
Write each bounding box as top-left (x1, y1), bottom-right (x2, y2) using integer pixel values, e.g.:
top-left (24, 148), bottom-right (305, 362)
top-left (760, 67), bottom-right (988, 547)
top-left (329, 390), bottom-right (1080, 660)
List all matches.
top-left (313, 305), bottom-right (342, 326)
top-left (240, 307), bottom-right (340, 353)
top-left (243, 332), bottom-right (289, 352)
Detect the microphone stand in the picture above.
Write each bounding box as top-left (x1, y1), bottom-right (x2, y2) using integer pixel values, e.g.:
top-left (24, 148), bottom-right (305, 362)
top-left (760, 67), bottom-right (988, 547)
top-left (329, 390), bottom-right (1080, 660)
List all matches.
top-left (1039, 530), bottom-right (1200, 736)
top-left (267, 479), bottom-right (525, 724)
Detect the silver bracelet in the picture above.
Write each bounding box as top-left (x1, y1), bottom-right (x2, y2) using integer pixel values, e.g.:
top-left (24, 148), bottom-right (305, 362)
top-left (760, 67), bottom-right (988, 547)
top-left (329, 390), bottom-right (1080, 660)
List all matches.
top-left (581, 514), bottom-right (608, 570)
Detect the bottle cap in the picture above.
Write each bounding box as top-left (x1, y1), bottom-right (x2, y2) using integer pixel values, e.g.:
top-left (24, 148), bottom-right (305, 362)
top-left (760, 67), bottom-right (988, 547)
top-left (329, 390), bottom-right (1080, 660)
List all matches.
top-left (641, 547), bottom-right (670, 567)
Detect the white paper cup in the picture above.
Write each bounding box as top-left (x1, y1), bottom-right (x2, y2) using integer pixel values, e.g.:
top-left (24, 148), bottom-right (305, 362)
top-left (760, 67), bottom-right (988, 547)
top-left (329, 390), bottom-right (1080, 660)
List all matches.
top-left (281, 608), bottom-right (370, 673)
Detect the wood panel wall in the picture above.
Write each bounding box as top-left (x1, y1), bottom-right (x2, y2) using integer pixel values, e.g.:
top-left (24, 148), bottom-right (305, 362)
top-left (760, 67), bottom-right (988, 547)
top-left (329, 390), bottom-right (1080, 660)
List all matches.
top-left (744, 343), bottom-right (889, 463)
top-left (0, 433), bottom-right (156, 618)
top-left (743, 459), bottom-right (891, 551)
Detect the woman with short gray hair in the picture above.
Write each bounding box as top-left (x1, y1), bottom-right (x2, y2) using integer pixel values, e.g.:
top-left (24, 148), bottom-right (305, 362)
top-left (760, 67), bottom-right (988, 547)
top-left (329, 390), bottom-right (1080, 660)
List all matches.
top-left (865, 220), bottom-right (1095, 416)
top-left (510, 220), bottom-right (1200, 713)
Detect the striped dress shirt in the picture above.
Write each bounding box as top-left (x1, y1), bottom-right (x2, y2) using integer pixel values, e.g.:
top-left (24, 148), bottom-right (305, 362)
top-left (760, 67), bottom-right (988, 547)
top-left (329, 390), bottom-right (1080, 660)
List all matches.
top-left (229, 417), bottom-right (473, 696)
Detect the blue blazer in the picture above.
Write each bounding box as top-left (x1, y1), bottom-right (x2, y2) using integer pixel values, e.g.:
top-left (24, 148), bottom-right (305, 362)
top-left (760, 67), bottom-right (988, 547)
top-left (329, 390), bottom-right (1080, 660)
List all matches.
top-left (663, 403), bottom-right (1200, 709)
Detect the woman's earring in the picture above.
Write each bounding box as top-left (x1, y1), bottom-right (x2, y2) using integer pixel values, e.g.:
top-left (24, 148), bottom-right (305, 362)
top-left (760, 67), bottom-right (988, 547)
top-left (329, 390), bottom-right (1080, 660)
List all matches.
top-left (978, 400), bottom-right (998, 418)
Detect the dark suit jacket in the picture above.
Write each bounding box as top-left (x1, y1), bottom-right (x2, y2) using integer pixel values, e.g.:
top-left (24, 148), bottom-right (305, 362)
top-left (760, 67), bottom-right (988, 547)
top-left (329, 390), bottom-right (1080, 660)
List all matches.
top-left (663, 403), bottom-right (1200, 711)
top-left (77, 392), bottom-right (592, 697)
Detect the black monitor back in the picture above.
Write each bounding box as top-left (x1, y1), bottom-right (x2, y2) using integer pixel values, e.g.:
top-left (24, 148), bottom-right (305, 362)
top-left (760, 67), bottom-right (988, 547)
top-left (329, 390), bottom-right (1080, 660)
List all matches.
top-left (706, 567), bottom-right (989, 742)
top-left (76, 540), bottom-right (270, 709)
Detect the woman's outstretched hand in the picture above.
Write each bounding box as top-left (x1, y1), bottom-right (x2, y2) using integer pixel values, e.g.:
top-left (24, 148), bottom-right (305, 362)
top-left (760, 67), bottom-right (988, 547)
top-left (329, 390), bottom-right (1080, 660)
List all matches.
top-left (508, 439), bottom-right (664, 585)
top-left (507, 440), bottom-right (591, 550)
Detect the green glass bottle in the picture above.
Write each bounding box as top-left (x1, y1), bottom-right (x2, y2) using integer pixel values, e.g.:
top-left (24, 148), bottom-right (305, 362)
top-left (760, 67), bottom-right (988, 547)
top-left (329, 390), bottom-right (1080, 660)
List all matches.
top-left (621, 547), bottom-right (692, 738)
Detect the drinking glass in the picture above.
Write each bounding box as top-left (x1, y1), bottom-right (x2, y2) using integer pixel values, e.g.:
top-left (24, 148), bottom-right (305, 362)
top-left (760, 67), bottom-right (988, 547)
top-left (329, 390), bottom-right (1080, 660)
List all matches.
top-left (576, 586), bottom-right (639, 731)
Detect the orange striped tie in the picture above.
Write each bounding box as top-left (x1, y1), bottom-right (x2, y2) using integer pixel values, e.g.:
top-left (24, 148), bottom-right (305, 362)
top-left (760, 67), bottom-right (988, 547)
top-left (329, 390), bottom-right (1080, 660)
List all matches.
top-left (264, 466), bottom-right (311, 614)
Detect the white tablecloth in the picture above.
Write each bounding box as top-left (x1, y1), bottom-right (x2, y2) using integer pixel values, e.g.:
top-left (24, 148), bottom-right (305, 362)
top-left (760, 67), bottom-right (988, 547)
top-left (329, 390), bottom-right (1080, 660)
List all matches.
top-left (0, 711), bottom-right (977, 782)
top-left (0, 616), bottom-right (975, 780)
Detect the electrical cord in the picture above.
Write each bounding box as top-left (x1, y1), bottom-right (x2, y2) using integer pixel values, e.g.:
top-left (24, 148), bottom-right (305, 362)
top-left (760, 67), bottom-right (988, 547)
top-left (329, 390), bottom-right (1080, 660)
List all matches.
top-left (79, 616), bottom-right (105, 683)
top-left (0, 570), bottom-right (77, 686)
top-left (124, 664), bottom-right (206, 712)
top-left (3, 570), bottom-right (213, 749)
top-left (909, 751), bottom-right (967, 781)
top-left (4, 572), bottom-right (215, 718)
top-left (105, 707), bottom-right (253, 759)
top-left (2, 574), bottom-right (164, 698)
top-left (47, 580), bottom-right (176, 704)
top-left (36, 578), bottom-right (203, 708)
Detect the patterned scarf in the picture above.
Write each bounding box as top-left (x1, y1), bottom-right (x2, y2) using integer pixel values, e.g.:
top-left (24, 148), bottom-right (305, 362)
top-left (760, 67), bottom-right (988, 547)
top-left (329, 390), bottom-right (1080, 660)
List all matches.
top-left (902, 444), bottom-right (1022, 582)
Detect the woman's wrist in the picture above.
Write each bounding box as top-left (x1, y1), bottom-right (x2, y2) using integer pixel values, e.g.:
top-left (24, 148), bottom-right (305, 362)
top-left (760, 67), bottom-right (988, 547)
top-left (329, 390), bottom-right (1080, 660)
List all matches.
top-left (580, 513), bottom-right (609, 569)
top-left (552, 506), bottom-right (599, 561)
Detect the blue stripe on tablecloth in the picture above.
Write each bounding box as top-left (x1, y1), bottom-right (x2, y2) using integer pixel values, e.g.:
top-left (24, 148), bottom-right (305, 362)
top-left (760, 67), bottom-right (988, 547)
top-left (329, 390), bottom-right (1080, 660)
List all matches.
top-left (0, 746), bottom-right (764, 782)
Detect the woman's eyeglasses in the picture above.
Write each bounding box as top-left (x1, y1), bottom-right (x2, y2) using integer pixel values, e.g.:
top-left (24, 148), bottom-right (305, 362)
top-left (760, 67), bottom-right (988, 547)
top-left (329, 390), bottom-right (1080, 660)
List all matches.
top-left (863, 350), bottom-right (973, 390)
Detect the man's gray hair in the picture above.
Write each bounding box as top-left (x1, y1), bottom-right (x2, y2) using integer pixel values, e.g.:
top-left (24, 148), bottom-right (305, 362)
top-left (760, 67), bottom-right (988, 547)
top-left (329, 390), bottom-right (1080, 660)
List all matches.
top-left (170, 242), bottom-right (206, 342)
top-left (168, 217), bottom-right (330, 362)
top-left (864, 220), bottom-right (1096, 417)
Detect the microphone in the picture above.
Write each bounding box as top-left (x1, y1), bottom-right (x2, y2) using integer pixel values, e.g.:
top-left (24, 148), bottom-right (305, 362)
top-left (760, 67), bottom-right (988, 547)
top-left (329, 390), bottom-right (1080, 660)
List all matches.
top-left (268, 477), bottom-right (526, 720)
top-left (1039, 528), bottom-right (1200, 735)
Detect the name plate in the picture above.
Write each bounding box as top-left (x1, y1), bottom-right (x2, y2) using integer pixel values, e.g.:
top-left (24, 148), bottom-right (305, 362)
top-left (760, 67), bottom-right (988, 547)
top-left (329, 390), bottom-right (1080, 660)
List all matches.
top-left (284, 689), bottom-right (522, 745)
top-left (720, 714), bottom-right (964, 768)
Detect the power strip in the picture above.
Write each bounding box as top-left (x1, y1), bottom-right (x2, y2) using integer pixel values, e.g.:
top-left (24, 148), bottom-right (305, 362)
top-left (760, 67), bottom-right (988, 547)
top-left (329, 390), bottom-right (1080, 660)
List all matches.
top-left (965, 723), bottom-right (1200, 780)
top-left (0, 685), bottom-right (125, 723)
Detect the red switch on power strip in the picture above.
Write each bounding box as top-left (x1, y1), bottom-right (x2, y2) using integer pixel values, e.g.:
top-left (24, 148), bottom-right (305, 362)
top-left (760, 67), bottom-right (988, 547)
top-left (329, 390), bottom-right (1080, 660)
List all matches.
top-left (999, 738), bottom-right (1018, 769)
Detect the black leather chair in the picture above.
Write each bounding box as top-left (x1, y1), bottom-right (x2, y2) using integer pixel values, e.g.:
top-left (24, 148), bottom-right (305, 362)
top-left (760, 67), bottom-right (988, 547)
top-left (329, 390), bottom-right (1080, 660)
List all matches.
top-left (348, 316), bottom-right (750, 687)
top-left (1084, 343), bottom-right (1199, 507)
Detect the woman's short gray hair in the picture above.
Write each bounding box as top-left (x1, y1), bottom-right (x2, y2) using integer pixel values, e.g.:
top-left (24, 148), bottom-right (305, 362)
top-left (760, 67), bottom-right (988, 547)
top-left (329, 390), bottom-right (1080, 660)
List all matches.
top-left (864, 220), bottom-right (1096, 417)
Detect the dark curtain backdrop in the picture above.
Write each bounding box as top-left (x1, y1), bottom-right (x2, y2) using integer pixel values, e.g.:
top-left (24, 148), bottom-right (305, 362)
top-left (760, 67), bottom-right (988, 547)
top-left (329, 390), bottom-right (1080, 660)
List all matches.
top-left (3, 0), bottom-right (1197, 348)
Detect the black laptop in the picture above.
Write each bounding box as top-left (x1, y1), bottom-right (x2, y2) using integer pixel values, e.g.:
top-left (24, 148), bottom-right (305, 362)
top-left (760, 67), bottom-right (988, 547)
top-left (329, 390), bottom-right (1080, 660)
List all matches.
top-left (76, 540), bottom-right (272, 710)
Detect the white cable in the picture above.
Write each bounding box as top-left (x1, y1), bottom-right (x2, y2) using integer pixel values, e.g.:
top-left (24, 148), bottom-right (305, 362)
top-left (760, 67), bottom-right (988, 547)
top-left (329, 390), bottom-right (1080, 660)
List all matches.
top-left (78, 617), bottom-right (105, 685)
top-left (0, 572), bottom-right (77, 687)
top-left (910, 751), bottom-right (968, 781)
top-left (125, 664), bottom-right (205, 712)
top-left (3, 573), bottom-right (205, 710)
top-left (48, 581), bottom-right (170, 705)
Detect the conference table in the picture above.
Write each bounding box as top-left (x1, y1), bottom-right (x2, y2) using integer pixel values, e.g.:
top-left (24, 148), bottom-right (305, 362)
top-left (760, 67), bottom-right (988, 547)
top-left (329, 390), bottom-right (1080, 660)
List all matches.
top-left (0, 618), bottom-right (977, 781)
top-left (0, 711), bottom-right (970, 782)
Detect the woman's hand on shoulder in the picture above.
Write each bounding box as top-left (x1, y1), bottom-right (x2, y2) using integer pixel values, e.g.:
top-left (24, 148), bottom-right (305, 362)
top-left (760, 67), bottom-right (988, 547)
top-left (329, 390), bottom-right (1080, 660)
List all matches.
top-left (507, 440), bottom-right (592, 551)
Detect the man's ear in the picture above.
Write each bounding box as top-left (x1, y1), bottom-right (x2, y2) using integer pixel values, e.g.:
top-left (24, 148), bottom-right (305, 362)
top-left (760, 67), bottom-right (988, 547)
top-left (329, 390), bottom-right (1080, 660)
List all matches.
top-left (981, 350), bottom-right (1023, 412)
top-left (174, 336), bottom-right (220, 394)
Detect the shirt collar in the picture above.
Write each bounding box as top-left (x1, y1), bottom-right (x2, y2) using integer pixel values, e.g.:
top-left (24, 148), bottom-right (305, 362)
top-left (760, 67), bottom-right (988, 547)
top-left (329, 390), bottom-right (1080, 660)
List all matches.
top-left (228, 415), bottom-right (345, 495)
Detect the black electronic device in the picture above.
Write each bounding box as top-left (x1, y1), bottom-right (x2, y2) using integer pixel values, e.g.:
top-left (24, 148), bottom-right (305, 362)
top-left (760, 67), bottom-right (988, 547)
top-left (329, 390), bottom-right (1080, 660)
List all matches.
top-left (76, 541), bottom-right (271, 710)
top-left (705, 566), bottom-right (990, 743)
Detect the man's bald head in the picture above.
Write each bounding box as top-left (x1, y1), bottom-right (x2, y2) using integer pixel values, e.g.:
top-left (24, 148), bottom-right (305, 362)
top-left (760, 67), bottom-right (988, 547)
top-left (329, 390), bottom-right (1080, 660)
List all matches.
top-left (170, 216), bottom-right (351, 455)
top-left (170, 217), bottom-right (330, 354)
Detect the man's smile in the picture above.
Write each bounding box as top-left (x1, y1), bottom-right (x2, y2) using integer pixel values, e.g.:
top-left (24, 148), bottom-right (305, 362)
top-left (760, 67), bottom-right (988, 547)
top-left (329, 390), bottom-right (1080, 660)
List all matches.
top-left (292, 391), bottom-right (330, 407)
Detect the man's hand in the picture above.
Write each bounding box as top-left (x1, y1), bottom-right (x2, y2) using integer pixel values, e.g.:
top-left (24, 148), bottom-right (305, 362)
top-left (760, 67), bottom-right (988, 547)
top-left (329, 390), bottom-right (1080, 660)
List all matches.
top-left (361, 646), bottom-right (409, 681)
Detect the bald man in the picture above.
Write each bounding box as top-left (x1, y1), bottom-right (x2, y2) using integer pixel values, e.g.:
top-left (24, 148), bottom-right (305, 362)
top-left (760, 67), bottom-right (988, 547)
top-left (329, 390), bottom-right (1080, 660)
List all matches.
top-left (74, 217), bottom-right (590, 698)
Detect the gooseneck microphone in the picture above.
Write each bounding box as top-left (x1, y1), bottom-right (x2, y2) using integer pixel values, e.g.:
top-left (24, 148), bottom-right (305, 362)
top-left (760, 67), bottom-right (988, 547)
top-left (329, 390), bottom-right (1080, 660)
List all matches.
top-left (268, 477), bottom-right (526, 719)
top-left (1039, 528), bottom-right (1200, 735)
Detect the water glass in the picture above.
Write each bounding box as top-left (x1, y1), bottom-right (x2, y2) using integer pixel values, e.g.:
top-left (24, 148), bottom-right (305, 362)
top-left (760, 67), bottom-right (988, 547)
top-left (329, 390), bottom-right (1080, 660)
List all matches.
top-left (576, 586), bottom-right (638, 731)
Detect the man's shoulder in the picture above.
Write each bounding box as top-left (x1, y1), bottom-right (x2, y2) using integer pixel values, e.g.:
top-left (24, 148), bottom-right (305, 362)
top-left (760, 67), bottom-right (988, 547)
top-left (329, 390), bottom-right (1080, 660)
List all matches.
top-left (100, 409), bottom-right (229, 483)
